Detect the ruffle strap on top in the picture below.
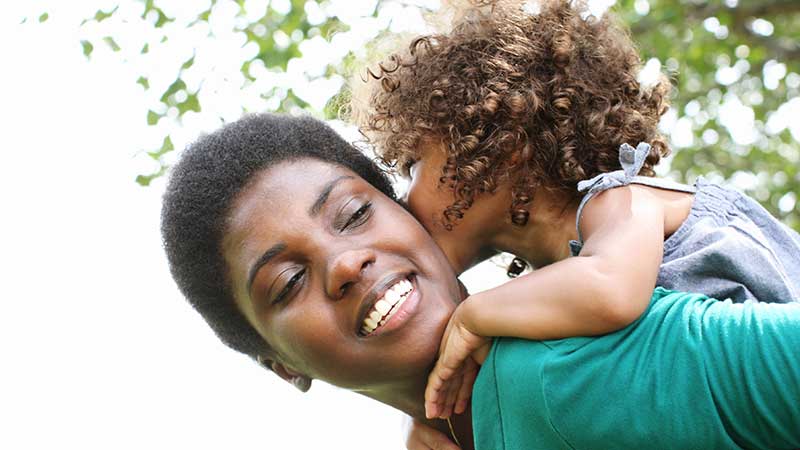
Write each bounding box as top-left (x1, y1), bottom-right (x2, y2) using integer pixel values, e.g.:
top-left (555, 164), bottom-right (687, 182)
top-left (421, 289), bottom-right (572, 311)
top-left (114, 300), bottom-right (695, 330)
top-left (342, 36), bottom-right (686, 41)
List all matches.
top-left (568, 142), bottom-right (696, 256)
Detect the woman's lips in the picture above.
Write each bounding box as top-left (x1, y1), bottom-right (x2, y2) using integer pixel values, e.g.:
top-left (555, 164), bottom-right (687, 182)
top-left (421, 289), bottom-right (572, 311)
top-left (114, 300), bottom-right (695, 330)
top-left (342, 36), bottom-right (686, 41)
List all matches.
top-left (360, 276), bottom-right (420, 337)
top-left (360, 277), bottom-right (411, 334)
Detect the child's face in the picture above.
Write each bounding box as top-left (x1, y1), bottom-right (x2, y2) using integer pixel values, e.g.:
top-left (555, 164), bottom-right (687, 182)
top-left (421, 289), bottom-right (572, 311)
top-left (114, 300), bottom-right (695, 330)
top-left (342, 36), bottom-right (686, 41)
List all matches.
top-left (405, 140), bottom-right (511, 274)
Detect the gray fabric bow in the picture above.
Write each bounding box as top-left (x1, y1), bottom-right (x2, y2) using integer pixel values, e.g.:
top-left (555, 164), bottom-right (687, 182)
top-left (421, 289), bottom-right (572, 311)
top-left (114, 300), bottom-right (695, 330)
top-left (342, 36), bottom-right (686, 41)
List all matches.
top-left (568, 142), bottom-right (651, 256)
top-left (576, 142), bottom-right (651, 195)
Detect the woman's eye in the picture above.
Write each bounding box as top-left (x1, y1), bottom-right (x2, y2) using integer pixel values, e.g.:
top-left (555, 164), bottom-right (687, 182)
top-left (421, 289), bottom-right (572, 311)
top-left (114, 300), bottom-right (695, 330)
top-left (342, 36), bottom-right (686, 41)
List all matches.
top-left (272, 269), bottom-right (305, 305)
top-left (341, 202), bottom-right (372, 231)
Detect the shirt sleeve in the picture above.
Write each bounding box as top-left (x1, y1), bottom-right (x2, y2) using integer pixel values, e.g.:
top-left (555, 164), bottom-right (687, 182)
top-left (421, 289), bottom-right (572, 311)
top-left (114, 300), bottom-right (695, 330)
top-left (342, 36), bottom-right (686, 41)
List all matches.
top-left (698, 298), bottom-right (800, 449)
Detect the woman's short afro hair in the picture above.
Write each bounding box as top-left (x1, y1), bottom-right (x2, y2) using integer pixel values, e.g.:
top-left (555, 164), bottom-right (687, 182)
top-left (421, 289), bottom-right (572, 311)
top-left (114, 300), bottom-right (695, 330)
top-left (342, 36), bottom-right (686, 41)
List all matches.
top-left (161, 113), bottom-right (395, 358)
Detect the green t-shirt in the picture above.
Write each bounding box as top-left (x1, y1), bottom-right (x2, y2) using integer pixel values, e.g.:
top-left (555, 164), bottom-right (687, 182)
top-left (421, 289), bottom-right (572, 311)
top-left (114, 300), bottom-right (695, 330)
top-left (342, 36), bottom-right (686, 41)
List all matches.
top-left (472, 288), bottom-right (800, 449)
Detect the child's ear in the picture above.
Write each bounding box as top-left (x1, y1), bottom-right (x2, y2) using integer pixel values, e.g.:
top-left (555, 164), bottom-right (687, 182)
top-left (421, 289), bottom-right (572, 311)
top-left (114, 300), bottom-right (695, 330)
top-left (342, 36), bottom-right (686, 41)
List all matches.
top-left (257, 356), bottom-right (312, 393)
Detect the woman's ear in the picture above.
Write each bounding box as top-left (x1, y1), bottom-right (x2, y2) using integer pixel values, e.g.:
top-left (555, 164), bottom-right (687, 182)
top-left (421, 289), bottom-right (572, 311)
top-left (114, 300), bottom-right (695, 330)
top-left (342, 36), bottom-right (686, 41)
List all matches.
top-left (257, 355), bottom-right (312, 393)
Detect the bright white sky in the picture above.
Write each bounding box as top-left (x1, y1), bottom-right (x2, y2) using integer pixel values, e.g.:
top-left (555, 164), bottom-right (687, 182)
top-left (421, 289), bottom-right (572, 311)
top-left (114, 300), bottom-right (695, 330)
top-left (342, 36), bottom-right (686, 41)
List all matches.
top-left (2, 1), bottom-right (796, 449)
top-left (0, 2), bottom-right (507, 449)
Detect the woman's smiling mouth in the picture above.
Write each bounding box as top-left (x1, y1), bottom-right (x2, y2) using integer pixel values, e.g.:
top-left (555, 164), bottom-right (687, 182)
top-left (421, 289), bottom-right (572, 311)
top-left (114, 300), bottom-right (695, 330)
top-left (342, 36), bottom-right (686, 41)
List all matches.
top-left (359, 276), bottom-right (417, 336)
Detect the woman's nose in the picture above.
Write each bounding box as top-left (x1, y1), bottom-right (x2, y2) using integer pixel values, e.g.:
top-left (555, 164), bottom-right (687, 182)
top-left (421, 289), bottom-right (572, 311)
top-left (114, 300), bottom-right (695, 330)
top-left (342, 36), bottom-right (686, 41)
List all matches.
top-left (325, 248), bottom-right (376, 300)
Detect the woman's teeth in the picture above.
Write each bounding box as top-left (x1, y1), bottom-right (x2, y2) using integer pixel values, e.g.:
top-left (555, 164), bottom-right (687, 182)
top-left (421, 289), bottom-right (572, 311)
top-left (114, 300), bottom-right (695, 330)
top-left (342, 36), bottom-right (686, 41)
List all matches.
top-left (361, 278), bottom-right (413, 335)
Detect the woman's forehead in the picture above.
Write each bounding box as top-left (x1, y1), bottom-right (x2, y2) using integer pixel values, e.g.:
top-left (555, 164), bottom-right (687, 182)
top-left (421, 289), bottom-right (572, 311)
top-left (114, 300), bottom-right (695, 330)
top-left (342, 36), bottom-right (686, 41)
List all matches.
top-left (224, 160), bottom-right (369, 264)
top-left (229, 160), bottom-right (356, 223)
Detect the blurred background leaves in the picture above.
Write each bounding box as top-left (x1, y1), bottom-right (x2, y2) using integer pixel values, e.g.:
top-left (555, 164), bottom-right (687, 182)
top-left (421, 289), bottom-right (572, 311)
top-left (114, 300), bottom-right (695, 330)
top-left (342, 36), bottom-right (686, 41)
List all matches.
top-left (74, 0), bottom-right (799, 229)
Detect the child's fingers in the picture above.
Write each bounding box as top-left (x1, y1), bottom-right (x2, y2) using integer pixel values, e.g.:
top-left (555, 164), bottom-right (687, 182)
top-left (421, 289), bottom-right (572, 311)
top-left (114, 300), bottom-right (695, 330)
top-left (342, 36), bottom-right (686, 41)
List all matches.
top-left (424, 384), bottom-right (441, 419)
top-left (425, 401), bottom-right (438, 420)
top-left (425, 368), bottom-right (452, 418)
top-left (437, 351), bottom-right (466, 375)
top-left (440, 374), bottom-right (462, 418)
top-left (426, 365), bottom-right (455, 398)
top-left (437, 318), bottom-right (458, 354)
top-left (424, 391), bottom-right (441, 419)
top-left (426, 366), bottom-right (462, 419)
top-left (429, 359), bottom-right (460, 393)
top-left (427, 379), bottom-right (455, 419)
top-left (427, 314), bottom-right (476, 419)
top-left (454, 362), bottom-right (478, 415)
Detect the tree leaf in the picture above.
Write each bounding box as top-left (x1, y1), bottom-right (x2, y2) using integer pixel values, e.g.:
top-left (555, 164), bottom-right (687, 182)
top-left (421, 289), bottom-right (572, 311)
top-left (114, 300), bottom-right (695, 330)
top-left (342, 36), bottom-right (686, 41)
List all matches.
top-left (159, 79), bottom-right (187, 103)
top-left (148, 136), bottom-right (174, 160)
top-left (135, 166), bottom-right (167, 186)
top-left (181, 55), bottom-right (195, 71)
top-left (147, 110), bottom-right (161, 125)
top-left (178, 93), bottom-right (201, 115)
top-left (141, 0), bottom-right (174, 27)
top-left (103, 36), bottom-right (121, 52)
top-left (137, 76), bottom-right (150, 90)
top-left (94, 6), bottom-right (118, 23)
top-left (39, 12), bottom-right (49, 23)
top-left (80, 40), bottom-right (94, 58)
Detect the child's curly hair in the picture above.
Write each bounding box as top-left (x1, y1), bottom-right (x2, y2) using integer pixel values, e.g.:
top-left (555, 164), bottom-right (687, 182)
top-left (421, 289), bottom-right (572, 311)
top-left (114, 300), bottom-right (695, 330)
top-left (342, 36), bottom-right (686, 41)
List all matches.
top-left (351, 0), bottom-right (671, 228)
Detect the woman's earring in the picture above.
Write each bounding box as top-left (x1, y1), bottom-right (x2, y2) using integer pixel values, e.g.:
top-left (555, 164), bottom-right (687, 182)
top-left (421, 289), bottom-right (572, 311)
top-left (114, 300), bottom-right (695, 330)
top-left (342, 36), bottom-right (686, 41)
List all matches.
top-left (259, 355), bottom-right (313, 393)
top-left (506, 257), bottom-right (529, 278)
top-left (292, 377), bottom-right (312, 392)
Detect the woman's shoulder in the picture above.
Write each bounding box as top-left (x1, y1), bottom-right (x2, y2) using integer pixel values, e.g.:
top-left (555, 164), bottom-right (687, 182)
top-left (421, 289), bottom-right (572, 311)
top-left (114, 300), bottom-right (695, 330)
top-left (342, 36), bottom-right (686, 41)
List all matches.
top-left (471, 337), bottom-right (572, 450)
top-left (475, 290), bottom-right (800, 449)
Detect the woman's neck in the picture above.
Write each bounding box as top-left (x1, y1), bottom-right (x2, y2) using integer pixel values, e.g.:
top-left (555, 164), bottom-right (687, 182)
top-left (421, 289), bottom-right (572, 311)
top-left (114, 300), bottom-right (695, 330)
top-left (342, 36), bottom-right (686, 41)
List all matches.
top-left (489, 191), bottom-right (578, 267)
top-left (368, 378), bottom-right (475, 449)
top-left (424, 408), bottom-right (475, 450)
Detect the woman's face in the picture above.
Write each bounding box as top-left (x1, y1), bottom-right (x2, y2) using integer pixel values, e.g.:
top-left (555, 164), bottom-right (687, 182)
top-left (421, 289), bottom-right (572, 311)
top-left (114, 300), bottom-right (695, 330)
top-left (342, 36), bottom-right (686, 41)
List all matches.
top-left (222, 158), bottom-right (461, 394)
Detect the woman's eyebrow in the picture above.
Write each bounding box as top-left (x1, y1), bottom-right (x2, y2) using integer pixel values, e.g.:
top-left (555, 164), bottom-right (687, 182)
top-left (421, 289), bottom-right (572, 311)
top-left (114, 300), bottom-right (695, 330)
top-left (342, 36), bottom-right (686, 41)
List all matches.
top-left (246, 175), bottom-right (354, 294)
top-left (309, 175), bottom-right (354, 217)
top-left (247, 243), bottom-right (287, 294)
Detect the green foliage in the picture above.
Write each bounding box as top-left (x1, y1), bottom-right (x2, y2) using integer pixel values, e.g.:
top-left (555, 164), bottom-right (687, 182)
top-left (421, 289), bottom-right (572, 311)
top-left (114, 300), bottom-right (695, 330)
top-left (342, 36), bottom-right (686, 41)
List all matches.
top-left (78, 0), bottom-right (374, 185)
top-left (141, 0), bottom-right (173, 28)
top-left (135, 136), bottom-right (173, 186)
top-left (617, 0), bottom-right (800, 229)
top-left (80, 40), bottom-right (93, 58)
top-left (146, 110), bottom-right (160, 126)
top-left (95, 6), bottom-right (118, 22)
top-left (78, 0), bottom-right (799, 230)
top-left (102, 36), bottom-right (121, 52)
top-left (135, 166), bottom-right (167, 186)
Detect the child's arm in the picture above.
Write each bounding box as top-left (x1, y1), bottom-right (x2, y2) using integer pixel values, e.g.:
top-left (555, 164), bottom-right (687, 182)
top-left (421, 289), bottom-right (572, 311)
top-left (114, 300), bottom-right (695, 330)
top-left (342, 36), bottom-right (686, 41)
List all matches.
top-left (425, 185), bottom-right (666, 418)
top-left (468, 184), bottom-right (665, 339)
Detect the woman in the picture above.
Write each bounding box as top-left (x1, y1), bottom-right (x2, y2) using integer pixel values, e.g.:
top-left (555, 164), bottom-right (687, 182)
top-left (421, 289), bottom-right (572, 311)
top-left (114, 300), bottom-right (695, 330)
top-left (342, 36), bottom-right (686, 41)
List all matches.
top-left (161, 113), bottom-right (800, 449)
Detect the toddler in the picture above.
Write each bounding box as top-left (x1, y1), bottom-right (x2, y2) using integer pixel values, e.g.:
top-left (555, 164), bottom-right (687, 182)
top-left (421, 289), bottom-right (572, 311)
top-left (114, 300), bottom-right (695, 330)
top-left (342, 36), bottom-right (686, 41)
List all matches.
top-left (352, 0), bottom-right (800, 446)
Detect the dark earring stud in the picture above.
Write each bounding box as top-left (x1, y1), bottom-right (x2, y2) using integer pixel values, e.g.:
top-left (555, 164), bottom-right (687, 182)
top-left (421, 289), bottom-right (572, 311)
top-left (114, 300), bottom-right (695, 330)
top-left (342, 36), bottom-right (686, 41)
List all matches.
top-left (511, 209), bottom-right (529, 227)
top-left (506, 257), bottom-right (529, 278)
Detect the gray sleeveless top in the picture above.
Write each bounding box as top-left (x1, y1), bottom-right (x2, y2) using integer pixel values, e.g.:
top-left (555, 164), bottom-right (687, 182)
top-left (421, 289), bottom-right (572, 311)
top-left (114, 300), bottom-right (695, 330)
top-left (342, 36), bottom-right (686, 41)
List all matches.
top-left (569, 143), bottom-right (800, 304)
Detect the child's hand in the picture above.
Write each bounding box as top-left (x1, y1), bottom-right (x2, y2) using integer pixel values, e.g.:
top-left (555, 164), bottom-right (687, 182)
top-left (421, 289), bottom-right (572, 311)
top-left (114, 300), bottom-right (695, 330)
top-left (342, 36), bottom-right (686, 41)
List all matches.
top-left (402, 415), bottom-right (461, 450)
top-left (425, 301), bottom-right (490, 419)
